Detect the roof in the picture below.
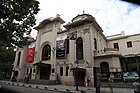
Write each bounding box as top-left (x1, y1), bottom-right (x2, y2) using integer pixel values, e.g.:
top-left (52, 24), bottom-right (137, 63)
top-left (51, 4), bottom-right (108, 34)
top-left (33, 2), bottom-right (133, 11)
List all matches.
top-left (33, 62), bottom-right (51, 67)
top-left (107, 33), bottom-right (140, 41)
top-left (70, 68), bottom-right (86, 72)
top-left (57, 29), bottom-right (68, 34)
top-left (64, 14), bottom-right (96, 29)
top-left (34, 16), bottom-right (65, 30)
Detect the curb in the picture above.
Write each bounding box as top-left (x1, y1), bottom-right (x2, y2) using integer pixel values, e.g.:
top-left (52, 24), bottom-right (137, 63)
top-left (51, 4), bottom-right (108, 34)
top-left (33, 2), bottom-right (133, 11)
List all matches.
top-left (0, 81), bottom-right (94, 93)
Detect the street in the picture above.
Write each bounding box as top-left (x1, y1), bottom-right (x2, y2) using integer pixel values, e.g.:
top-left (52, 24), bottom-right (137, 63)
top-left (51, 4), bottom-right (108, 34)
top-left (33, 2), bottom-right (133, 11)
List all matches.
top-left (0, 83), bottom-right (64, 93)
top-left (0, 80), bottom-right (137, 93)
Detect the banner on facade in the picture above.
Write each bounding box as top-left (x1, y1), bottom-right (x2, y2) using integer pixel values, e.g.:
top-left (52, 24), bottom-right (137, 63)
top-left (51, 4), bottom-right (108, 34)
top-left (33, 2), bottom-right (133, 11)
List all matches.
top-left (26, 43), bottom-right (35, 63)
top-left (56, 35), bottom-right (67, 59)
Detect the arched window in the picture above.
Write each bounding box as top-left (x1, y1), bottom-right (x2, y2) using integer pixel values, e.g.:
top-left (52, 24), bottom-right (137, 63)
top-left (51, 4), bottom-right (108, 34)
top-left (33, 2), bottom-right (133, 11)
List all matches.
top-left (100, 62), bottom-right (109, 73)
top-left (76, 37), bottom-right (83, 60)
top-left (94, 38), bottom-right (97, 50)
top-left (66, 66), bottom-right (69, 76)
top-left (42, 44), bottom-right (51, 61)
top-left (60, 67), bottom-right (63, 76)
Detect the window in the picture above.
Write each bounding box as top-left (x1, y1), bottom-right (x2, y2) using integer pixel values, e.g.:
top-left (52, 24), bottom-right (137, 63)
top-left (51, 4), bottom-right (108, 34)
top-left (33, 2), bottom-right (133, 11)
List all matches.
top-left (113, 43), bottom-right (119, 49)
top-left (52, 68), bottom-right (55, 73)
top-left (42, 44), bottom-right (51, 61)
top-left (127, 41), bottom-right (132, 48)
top-left (60, 67), bottom-right (63, 76)
top-left (66, 66), bottom-right (69, 76)
top-left (26, 68), bottom-right (29, 75)
top-left (33, 69), bottom-right (35, 73)
top-left (65, 39), bottom-right (69, 54)
top-left (100, 62), bottom-right (109, 73)
top-left (94, 38), bottom-right (97, 50)
top-left (17, 52), bottom-right (21, 66)
top-left (76, 37), bottom-right (83, 60)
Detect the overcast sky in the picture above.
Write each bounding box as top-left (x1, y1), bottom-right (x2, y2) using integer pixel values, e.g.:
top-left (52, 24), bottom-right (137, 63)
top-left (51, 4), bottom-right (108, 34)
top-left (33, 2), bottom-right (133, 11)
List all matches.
top-left (31, 0), bottom-right (140, 38)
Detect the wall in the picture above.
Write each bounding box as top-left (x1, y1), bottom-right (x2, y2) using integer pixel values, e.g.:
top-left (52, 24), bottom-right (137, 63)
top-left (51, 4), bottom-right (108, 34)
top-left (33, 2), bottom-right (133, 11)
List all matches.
top-left (95, 56), bottom-right (121, 72)
top-left (108, 34), bottom-right (140, 55)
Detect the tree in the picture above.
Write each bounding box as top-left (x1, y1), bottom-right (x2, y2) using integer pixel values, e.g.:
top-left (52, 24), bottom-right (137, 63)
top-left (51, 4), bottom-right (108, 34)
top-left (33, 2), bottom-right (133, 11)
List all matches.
top-left (0, 44), bottom-right (15, 65)
top-left (0, 0), bottom-right (40, 47)
top-left (0, 40), bottom-right (16, 79)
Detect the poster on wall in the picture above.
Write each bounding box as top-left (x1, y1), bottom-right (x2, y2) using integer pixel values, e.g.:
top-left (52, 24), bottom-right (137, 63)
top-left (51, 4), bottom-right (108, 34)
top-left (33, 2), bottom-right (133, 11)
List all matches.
top-left (26, 42), bottom-right (35, 63)
top-left (56, 35), bottom-right (67, 59)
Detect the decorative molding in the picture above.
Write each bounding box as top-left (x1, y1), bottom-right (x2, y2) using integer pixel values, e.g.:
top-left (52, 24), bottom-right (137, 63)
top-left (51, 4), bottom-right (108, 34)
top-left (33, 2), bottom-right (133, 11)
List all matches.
top-left (42, 29), bottom-right (52, 35)
top-left (83, 28), bottom-right (90, 34)
top-left (70, 63), bottom-right (73, 68)
top-left (69, 31), bottom-right (77, 40)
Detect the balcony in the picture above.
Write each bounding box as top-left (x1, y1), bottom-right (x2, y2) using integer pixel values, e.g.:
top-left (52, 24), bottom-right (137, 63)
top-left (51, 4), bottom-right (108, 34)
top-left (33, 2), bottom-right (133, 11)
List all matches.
top-left (94, 48), bottom-right (121, 57)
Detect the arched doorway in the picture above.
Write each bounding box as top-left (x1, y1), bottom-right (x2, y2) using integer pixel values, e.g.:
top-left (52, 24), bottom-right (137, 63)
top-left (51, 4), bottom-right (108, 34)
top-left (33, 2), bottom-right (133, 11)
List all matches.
top-left (100, 62), bottom-right (109, 81)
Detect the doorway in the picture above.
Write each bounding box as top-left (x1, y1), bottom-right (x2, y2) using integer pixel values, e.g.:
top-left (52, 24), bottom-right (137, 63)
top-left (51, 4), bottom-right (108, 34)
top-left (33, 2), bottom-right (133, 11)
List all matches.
top-left (100, 62), bottom-right (109, 81)
top-left (72, 68), bottom-right (86, 86)
top-left (14, 71), bottom-right (18, 77)
top-left (40, 64), bottom-right (51, 80)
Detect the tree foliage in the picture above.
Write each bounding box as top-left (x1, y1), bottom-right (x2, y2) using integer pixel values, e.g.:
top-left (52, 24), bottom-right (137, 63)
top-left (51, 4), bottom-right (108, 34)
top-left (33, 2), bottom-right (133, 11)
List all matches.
top-left (0, 38), bottom-right (15, 64)
top-left (0, 0), bottom-right (40, 47)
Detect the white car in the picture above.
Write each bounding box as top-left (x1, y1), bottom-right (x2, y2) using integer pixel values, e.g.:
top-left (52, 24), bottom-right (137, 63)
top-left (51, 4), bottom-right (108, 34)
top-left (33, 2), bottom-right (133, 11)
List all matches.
top-left (123, 72), bottom-right (139, 82)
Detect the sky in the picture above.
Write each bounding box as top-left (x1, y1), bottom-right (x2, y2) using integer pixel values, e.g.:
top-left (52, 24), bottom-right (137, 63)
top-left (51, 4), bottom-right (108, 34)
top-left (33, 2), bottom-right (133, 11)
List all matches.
top-left (31, 0), bottom-right (140, 38)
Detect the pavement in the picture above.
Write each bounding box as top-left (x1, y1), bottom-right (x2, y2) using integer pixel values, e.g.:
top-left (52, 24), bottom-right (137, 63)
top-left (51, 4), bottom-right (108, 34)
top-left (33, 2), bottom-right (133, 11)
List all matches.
top-left (0, 80), bottom-right (136, 93)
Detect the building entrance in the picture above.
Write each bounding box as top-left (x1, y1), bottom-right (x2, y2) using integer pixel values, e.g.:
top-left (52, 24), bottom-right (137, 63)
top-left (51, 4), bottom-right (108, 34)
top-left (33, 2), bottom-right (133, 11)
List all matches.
top-left (14, 71), bottom-right (18, 77)
top-left (40, 64), bottom-right (51, 80)
top-left (72, 68), bottom-right (86, 86)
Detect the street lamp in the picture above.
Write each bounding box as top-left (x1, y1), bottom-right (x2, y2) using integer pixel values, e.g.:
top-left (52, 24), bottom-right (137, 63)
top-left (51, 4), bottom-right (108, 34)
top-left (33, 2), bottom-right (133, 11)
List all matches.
top-left (136, 55), bottom-right (139, 71)
top-left (136, 55), bottom-right (140, 82)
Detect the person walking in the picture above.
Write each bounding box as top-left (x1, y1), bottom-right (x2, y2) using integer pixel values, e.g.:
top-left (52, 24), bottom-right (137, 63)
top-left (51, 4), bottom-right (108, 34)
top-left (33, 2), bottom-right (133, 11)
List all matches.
top-left (133, 82), bottom-right (140, 93)
top-left (11, 75), bottom-right (16, 82)
top-left (86, 76), bottom-right (91, 86)
top-left (26, 75), bottom-right (29, 84)
top-left (108, 73), bottom-right (114, 93)
top-left (24, 75), bottom-right (29, 84)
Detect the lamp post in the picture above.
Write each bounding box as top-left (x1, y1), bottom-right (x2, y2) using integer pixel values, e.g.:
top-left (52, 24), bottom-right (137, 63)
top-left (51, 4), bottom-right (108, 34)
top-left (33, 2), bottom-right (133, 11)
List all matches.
top-left (136, 55), bottom-right (139, 72)
top-left (136, 55), bottom-right (140, 82)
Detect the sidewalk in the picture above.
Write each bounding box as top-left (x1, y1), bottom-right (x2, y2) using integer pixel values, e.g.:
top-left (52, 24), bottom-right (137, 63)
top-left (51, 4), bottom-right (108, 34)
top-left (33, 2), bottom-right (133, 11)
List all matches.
top-left (0, 80), bottom-right (135, 93)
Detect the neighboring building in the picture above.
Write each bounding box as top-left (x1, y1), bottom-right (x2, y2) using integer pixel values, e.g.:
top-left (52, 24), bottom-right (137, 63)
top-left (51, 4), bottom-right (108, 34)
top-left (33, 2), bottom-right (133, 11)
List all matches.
top-left (107, 31), bottom-right (140, 72)
top-left (12, 14), bottom-right (140, 86)
top-left (11, 36), bottom-right (35, 81)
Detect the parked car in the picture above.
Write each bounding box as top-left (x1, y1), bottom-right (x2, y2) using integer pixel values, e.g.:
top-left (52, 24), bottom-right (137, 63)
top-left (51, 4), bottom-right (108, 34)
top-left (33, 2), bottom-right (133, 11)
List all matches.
top-left (123, 72), bottom-right (139, 82)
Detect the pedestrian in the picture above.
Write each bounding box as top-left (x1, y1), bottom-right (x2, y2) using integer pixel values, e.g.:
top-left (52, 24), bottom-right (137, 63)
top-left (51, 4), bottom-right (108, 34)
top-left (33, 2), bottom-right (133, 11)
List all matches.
top-left (133, 82), bottom-right (140, 93)
top-left (24, 75), bottom-right (27, 83)
top-left (108, 73), bottom-right (114, 93)
top-left (86, 76), bottom-right (90, 86)
top-left (26, 75), bottom-right (29, 84)
top-left (24, 75), bottom-right (29, 84)
top-left (11, 75), bottom-right (16, 82)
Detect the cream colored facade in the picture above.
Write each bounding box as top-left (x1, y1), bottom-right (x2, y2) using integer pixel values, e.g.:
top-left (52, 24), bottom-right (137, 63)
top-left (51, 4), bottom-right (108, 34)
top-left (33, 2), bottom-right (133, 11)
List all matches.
top-left (107, 31), bottom-right (140, 72)
top-left (11, 46), bottom-right (28, 81)
top-left (12, 14), bottom-right (140, 86)
top-left (107, 31), bottom-right (140, 56)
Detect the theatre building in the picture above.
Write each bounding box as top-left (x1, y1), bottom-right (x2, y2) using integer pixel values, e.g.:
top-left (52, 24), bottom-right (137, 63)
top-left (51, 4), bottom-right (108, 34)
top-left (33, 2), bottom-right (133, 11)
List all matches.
top-left (12, 14), bottom-right (140, 86)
